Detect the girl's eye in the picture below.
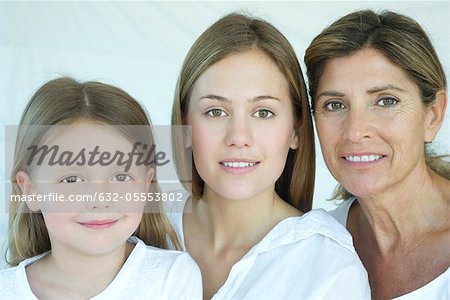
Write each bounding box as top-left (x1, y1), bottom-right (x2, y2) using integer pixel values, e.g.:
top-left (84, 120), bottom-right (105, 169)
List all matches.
top-left (206, 108), bottom-right (226, 117)
top-left (253, 109), bottom-right (274, 119)
top-left (325, 101), bottom-right (346, 111)
top-left (377, 97), bottom-right (399, 107)
top-left (112, 173), bottom-right (132, 182)
top-left (61, 176), bottom-right (83, 183)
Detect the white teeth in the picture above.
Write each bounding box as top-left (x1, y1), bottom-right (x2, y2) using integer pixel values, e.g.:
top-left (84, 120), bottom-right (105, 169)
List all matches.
top-left (345, 155), bottom-right (382, 162)
top-left (223, 162), bottom-right (256, 168)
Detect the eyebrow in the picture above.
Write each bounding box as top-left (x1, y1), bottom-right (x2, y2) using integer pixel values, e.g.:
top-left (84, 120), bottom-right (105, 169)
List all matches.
top-left (316, 84), bottom-right (407, 99)
top-left (316, 91), bottom-right (345, 98)
top-left (366, 84), bottom-right (408, 94)
top-left (199, 95), bottom-right (281, 103)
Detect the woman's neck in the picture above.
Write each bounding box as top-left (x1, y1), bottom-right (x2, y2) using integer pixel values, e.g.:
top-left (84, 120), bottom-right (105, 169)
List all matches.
top-left (26, 241), bottom-right (133, 299)
top-left (190, 186), bottom-right (301, 251)
top-left (354, 166), bottom-right (450, 252)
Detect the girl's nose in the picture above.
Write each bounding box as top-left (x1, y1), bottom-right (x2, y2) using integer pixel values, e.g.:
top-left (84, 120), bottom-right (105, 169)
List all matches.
top-left (85, 183), bottom-right (114, 211)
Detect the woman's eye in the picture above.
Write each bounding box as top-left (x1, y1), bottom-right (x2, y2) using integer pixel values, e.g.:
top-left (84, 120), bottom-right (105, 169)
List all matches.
top-left (377, 97), bottom-right (399, 107)
top-left (253, 109), bottom-right (274, 119)
top-left (112, 173), bottom-right (132, 182)
top-left (206, 108), bottom-right (226, 117)
top-left (61, 176), bottom-right (83, 183)
top-left (325, 101), bottom-right (346, 111)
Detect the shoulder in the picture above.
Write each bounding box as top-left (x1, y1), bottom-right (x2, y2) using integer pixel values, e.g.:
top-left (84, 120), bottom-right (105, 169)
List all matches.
top-left (252, 209), bottom-right (363, 268)
top-left (0, 265), bottom-right (18, 290)
top-left (0, 254), bottom-right (46, 299)
top-left (0, 267), bottom-right (19, 300)
top-left (131, 236), bottom-right (197, 274)
top-left (285, 208), bottom-right (356, 253)
top-left (222, 211), bottom-right (370, 299)
top-left (259, 209), bottom-right (367, 276)
top-left (130, 238), bottom-right (202, 299)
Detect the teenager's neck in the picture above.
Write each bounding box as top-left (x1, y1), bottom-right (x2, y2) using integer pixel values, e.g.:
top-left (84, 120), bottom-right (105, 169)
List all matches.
top-left (191, 186), bottom-right (301, 251)
top-left (33, 241), bottom-right (133, 298)
top-left (354, 165), bottom-right (450, 253)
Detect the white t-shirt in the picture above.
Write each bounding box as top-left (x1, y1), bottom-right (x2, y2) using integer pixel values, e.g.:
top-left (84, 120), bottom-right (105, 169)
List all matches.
top-left (168, 199), bottom-right (371, 299)
top-left (0, 236), bottom-right (202, 300)
top-left (331, 198), bottom-right (450, 299)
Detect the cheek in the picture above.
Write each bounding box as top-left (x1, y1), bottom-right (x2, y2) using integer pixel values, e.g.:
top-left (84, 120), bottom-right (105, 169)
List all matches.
top-left (191, 125), bottom-right (221, 154)
top-left (316, 121), bottom-right (337, 154)
top-left (125, 212), bottom-right (143, 228)
top-left (41, 213), bottom-right (72, 233)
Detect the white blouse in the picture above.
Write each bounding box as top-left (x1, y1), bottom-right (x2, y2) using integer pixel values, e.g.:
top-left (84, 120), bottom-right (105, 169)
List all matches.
top-left (331, 197), bottom-right (450, 299)
top-left (168, 199), bottom-right (371, 299)
top-left (0, 236), bottom-right (202, 299)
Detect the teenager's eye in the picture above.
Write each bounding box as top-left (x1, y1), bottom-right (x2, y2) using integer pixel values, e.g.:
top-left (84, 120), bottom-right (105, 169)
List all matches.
top-left (377, 97), bottom-right (399, 107)
top-left (112, 173), bottom-right (132, 182)
top-left (325, 101), bottom-right (346, 111)
top-left (206, 108), bottom-right (227, 117)
top-left (61, 176), bottom-right (83, 183)
top-left (253, 109), bottom-right (274, 119)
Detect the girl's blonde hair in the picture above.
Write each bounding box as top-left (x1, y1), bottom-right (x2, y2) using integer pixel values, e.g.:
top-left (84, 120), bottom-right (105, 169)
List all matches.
top-left (8, 77), bottom-right (181, 266)
top-left (172, 13), bottom-right (315, 212)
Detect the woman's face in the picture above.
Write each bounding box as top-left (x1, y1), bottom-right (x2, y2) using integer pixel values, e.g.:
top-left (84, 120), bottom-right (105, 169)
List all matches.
top-left (315, 48), bottom-right (438, 198)
top-left (187, 49), bottom-right (298, 201)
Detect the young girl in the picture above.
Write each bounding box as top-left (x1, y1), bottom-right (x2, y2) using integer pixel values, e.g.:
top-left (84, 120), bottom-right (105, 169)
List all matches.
top-left (1, 77), bottom-right (202, 299)
top-left (170, 13), bottom-right (370, 299)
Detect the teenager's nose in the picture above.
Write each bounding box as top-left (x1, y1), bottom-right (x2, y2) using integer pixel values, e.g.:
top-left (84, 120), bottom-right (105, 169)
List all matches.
top-left (224, 116), bottom-right (254, 148)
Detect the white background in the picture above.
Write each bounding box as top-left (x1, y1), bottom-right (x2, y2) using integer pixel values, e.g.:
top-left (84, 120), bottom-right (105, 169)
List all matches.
top-left (1, 1), bottom-right (449, 269)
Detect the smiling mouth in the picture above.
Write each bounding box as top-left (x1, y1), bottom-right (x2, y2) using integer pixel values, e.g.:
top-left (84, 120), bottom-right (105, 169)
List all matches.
top-left (344, 155), bottom-right (385, 162)
top-left (221, 161), bottom-right (259, 168)
top-left (78, 220), bottom-right (118, 229)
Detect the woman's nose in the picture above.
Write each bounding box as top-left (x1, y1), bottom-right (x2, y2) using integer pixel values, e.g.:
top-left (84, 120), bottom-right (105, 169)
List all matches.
top-left (342, 108), bottom-right (374, 143)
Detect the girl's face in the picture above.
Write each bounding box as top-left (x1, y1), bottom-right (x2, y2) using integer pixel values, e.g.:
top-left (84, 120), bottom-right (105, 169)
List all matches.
top-left (18, 120), bottom-right (153, 256)
top-left (187, 49), bottom-right (299, 201)
top-left (315, 48), bottom-right (440, 198)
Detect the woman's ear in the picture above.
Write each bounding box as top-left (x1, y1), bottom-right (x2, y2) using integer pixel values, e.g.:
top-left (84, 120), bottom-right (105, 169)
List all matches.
top-left (424, 90), bottom-right (447, 142)
top-left (16, 171), bottom-right (39, 212)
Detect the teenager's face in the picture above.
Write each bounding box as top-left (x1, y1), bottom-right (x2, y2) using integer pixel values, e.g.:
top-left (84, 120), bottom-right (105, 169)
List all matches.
top-left (18, 120), bottom-right (153, 256)
top-left (187, 49), bottom-right (298, 201)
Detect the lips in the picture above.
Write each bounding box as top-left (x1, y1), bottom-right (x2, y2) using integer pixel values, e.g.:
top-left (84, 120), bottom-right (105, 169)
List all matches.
top-left (344, 154), bottom-right (384, 162)
top-left (78, 219), bottom-right (118, 229)
top-left (221, 161), bottom-right (258, 168)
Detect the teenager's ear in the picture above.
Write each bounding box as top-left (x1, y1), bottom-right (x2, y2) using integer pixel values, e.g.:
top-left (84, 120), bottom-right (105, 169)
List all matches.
top-left (424, 89), bottom-right (447, 142)
top-left (16, 171), bottom-right (39, 212)
top-left (290, 128), bottom-right (300, 150)
top-left (184, 126), bottom-right (192, 148)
